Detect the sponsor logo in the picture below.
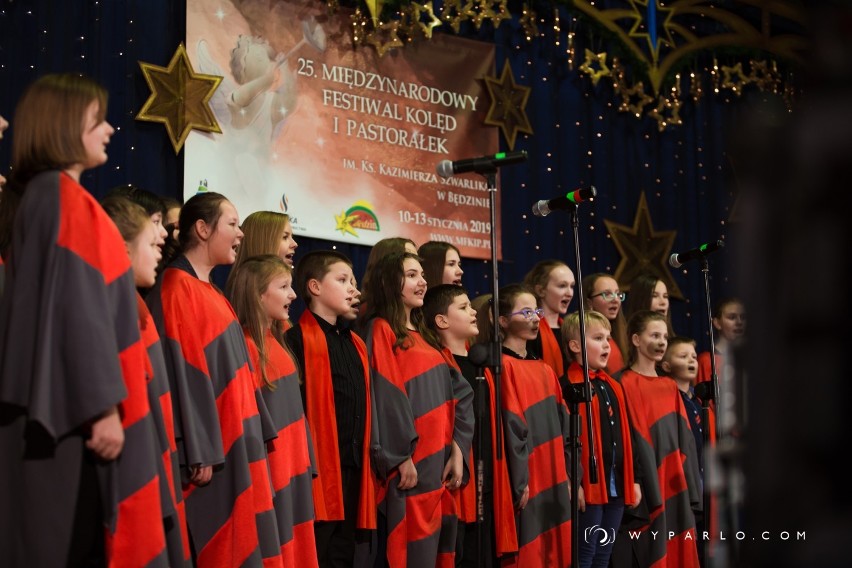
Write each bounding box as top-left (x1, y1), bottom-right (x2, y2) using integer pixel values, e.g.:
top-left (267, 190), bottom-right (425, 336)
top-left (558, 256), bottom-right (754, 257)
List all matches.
top-left (584, 525), bottom-right (616, 546)
top-left (197, 179), bottom-right (208, 193)
top-left (280, 192), bottom-right (289, 213)
top-left (334, 200), bottom-right (380, 237)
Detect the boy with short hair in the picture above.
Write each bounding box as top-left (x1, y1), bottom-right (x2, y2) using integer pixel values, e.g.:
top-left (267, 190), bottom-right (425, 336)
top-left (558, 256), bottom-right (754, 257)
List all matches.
top-left (285, 250), bottom-right (375, 568)
top-left (561, 310), bottom-right (641, 568)
top-left (422, 284), bottom-right (516, 568)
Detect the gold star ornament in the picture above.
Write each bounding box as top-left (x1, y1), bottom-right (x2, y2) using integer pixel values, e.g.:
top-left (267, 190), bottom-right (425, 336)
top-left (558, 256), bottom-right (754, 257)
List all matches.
top-left (136, 43), bottom-right (222, 154)
top-left (483, 61), bottom-right (533, 150)
top-left (579, 49), bottom-right (611, 86)
top-left (604, 192), bottom-right (682, 299)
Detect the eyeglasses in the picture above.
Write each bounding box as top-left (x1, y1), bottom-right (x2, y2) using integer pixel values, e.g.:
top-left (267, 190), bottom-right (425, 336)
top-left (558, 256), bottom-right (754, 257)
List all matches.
top-left (509, 307), bottom-right (544, 320)
top-left (590, 291), bottom-right (626, 302)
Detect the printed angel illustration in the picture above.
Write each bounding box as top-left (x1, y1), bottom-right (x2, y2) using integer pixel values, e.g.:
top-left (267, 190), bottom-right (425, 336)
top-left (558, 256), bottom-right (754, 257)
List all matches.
top-left (192, 16), bottom-right (326, 206)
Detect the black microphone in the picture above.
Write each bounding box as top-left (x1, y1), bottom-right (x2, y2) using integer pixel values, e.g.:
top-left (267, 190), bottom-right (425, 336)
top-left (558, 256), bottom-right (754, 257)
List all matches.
top-left (669, 240), bottom-right (725, 268)
top-left (531, 186), bottom-right (597, 217)
top-left (436, 150), bottom-right (527, 178)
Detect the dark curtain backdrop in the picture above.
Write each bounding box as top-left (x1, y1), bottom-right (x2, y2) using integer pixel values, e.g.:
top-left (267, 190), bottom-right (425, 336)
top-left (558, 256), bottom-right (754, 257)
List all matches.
top-left (0, 0), bottom-right (745, 353)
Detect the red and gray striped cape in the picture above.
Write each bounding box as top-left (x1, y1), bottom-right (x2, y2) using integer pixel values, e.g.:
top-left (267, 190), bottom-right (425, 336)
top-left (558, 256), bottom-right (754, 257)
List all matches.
top-left (0, 171), bottom-right (166, 566)
top-left (147, 257), bottom-right (281, 567)
top-left (366, 319), bottom-right (473, 568)
top-left (615, 369), bottom-right (702, 568)
top-left (244, 328), bottom-right (319, 566)
top-left (138, 294), bottom-right (192, 566)
top-left (499, 353), bottom-right (574, 568)
top-left (538, 321), bottom-right (566, 378)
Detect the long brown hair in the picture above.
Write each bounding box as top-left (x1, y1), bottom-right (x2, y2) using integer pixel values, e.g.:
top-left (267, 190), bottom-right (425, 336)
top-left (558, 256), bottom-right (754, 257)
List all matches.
top-left (360, 236), bottom-right (416, 306)
top-left (161, 192), bottom-right (229, 267)
top-left (417, 241), bottom-right (460, 288)
top-left (1, 73), bottom-right (108, 257)
top-left (226, 210), bottom-right (291, 293)
top-left (226, 254), bottom-right (296, 388)
top-left (523, 259), bottom-right (569, 307)
top-left (624, 272), bottom-right (674, 337)
top-left (361, 251), bottom-right (424, 350)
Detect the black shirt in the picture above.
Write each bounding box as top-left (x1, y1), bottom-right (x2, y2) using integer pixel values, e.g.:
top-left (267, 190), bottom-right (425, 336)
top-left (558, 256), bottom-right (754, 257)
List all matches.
top-left (589, 373), bottom-right (626, 498)
top-left (455, 354), bottom-right (494, 493)
top-left (286, 314), bottom-right (367, 469)
top-left (680, 388), bottom-right (705, 476)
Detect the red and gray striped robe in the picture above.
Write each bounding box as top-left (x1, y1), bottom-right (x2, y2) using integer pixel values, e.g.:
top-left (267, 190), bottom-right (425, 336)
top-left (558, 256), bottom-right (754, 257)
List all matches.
top-left (615, 369), bottom-right (701, 568)
top-left (244, 328), bottom-right (319, 567)
top-left (499, 353), bottom-right (574, 568)
top-left (366, 319), bottom-right (473, 568)
top-left (147, 256), bottom-right (280, 567)
top-left (138, 295), bottom-right (191, 566)
top-left (0, 171), bottom-right (167, 566)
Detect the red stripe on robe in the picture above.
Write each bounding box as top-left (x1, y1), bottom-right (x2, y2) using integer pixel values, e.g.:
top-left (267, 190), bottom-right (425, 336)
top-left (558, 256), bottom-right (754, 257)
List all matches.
top-left (297, 311), bottom-right (376, 528)
top-left (538, 323), bottom-right (565, 377)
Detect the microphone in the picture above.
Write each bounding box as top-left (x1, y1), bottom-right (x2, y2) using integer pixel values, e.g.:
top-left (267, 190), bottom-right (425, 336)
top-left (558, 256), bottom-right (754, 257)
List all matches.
top-left (436, 150), bottom-right (527, 178)
top-left (669, 240), bottom-right (725, 268)
top-left (531, 186), bottom-right (597, 217)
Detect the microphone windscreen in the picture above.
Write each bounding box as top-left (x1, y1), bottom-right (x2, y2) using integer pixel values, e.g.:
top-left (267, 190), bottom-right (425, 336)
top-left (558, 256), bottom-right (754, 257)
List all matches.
top-left (436, 160), bottom-right (454, 179)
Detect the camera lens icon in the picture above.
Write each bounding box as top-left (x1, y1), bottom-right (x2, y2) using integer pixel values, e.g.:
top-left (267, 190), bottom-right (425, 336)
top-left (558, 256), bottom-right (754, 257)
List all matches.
top-left (584, 525), bottom-right (616, 545)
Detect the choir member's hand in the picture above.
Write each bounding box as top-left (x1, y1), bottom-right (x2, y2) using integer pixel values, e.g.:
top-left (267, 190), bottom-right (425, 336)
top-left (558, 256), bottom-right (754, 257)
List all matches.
top-left (86, 406), bottom-right (124, 461)
top-left (577, 485), bottom-right (586, 512)
top-left (518, 485), bottom-right (530, 510)
top-left (629, 483), bottom-right (642, 508)
top-left (442, 441), bottom-right (464, 490)
top-left (397, 457), bottom-right (418, 490)
top-left (190, 465), bottom-right (213, 486)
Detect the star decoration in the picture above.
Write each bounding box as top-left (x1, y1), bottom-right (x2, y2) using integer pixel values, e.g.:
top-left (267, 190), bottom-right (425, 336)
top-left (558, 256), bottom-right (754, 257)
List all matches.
top-left (469, 0), bottom-right (496, 30)
top-left (721, 62), bottom-right (750, 96)
top-left (334, 211), bottom-right (359, 236)
top-left (441, 0), bottom-right (471, 33)
top-left (578, 49), bottom-right (611, 86)
top-left (136, 43), bottom-right (223, 154)
top-left (647, 93), bottom-right (683, 132)
top-left (627, 0), bottom-right (675, 64)
top-left (519, 2), bottom-right (539, 41)
top-left (350, 7), bottom-right (369, 45)
top-left (489, 0), bottom-right (512, 28)
top-left (748, 59), bottom-right (778, 91)
top-left (411, 1), bottom-right (442, 39)
top-left (483, 61), bottom-right (533, 150)
top-left (604, 192), bottom-right (682, 300)
top-left (366, 20), bottom-right (404, 57)
top-left (618, 80), bottom-right (654, 117)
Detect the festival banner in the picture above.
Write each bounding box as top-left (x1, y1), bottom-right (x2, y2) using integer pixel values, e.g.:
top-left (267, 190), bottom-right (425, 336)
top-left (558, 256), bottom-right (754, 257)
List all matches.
top-left (185, 0), bottom-right (501, 259)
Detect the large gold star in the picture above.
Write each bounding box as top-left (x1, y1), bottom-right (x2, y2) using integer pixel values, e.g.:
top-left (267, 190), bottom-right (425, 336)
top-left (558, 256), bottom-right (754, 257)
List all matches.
top-left (604, 192), bottom-right (682, 299)
top-left (627, 0), bottom-right (675, 64)
top-left (137, 43), bottom-right (222, 154)
top-left (483, 61), bottom-right (533, 150)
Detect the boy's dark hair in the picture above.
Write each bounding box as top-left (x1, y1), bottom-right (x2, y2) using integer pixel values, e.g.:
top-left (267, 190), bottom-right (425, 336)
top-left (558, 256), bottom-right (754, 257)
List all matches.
top-left (294, 249), bottom-right (353, 306)
top-left (107, 184), bottom-right (166, 217)
top-left (422, 284), bottom-right (468, 350)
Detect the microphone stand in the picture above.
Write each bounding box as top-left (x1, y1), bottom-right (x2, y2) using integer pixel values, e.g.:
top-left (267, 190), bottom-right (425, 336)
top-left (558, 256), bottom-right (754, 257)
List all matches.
top-left (694, 255), bottom-right (721, 568)
top-left (558, 201), bottom-right (598, 568)
top-left (467, 167), bottom-right (502, 565)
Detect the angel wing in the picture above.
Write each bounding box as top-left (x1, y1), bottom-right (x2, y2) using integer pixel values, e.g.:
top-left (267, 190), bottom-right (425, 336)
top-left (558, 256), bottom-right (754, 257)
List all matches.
top-left (195, 38), bottom-right (238, 132)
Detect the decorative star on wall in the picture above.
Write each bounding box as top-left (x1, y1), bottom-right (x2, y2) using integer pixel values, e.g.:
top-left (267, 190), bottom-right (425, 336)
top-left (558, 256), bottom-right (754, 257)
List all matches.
top-left (483, 61), bottom-right (533, 150)
top-left (628, 0), bottom-right (675, 64)
top-left (366, 19), bottom-right (404, 57)
top-left (136, 43), bottom-right (222, 154)
top-left (604, 192), bottom-right (682, 299)
top-left (579, 49), bottom-right (611, 86)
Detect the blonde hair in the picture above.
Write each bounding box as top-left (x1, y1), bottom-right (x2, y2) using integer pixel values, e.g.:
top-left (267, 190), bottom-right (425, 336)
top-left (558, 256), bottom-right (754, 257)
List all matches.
top-left (523, 259), bottom-right (569, 306)
top-left (560, 310), bottom-right (611, 362)
top-left (226, 254), bottom-right (295, 388)
top-left (227, 210), bottom-right (291, 292)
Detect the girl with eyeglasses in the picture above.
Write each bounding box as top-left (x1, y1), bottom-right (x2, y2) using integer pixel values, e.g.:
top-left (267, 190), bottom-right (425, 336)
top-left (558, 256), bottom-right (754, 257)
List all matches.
top-left (473, 283), bottom-right (579, 567)
top-left (583, 273), bottom-right (629, 375)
